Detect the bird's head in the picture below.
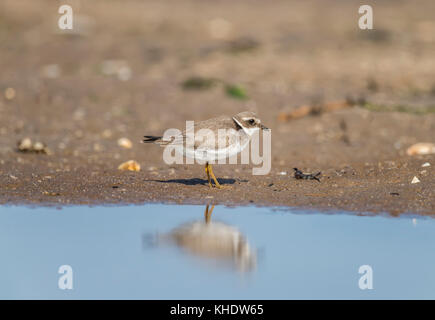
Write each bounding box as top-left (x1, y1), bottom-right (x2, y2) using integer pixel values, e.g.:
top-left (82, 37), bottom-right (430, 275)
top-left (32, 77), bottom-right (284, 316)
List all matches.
top-left (233, 111), bottom-right (270, 136)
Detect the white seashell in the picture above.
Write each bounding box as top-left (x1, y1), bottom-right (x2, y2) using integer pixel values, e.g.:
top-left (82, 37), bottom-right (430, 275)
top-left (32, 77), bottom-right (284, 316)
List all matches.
top-left (33, 142), bottom-right (45, 151)
top-left (18, 138), bottom-right (32, 150)
top-left (118, 160), bottom-right (140, 171)
top-left (406, 143), bottom-right (435, 156)
top-left (117, 137), bottom-right (132, 149)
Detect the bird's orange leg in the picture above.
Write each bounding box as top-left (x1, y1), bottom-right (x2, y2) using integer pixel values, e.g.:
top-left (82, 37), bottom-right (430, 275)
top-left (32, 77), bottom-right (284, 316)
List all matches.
top-left (204, 204), bottom-right (215, 223)
top-left (205, 163), bottom-right (212, 188)
top-left (208, 164), bottom-right (222, 189)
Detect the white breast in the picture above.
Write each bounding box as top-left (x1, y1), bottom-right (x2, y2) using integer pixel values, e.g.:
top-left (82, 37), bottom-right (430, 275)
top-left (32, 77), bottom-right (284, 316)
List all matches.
top-left (182, 130), bottom-right (251, 162)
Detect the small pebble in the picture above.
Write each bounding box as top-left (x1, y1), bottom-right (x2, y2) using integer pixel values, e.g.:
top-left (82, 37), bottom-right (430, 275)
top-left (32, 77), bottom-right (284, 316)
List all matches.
top-left (422, 162), bottom-right (430, 167)
top-left (41, 64), bottom-right (61, 79)
top-left (117, 66), bottom-right (132, 81)
top-left (74, 130), bottom-right (84, 139)
top-left (93, 143), bottom-right (103, 152)
top-left (73, 108), bottom-right (86, 121)
top-left (102, 129), bottom-right (112, 138)
top-left (101, 60), bottom-right (132, 81)
top-left (4, 87), bottom-right (16, 100)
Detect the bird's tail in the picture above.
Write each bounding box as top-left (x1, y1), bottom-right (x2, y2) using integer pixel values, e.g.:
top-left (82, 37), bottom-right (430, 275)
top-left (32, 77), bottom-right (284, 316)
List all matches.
top-left (143, 135), bottom-right (163, 143)
top-left (143, 135), bottom-right (174, 146)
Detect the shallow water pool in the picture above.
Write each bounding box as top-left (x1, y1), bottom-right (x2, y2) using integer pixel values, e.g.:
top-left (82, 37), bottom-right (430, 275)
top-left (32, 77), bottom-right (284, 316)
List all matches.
top-left (0, 204), bottom-right (434, 299)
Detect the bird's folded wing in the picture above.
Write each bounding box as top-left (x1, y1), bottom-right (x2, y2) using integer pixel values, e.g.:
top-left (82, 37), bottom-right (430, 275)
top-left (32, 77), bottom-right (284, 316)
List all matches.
top-left (163, 116), bottom-right (239, 148)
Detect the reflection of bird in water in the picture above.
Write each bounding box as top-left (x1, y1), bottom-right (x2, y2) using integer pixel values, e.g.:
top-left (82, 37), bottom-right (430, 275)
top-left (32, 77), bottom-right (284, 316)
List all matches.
top-left (144, 205), bottom-right (256, 272)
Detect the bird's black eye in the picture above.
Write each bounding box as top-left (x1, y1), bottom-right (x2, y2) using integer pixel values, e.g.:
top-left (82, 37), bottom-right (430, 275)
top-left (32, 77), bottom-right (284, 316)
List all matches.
top-left (248, 119), bottom-right (255, 125)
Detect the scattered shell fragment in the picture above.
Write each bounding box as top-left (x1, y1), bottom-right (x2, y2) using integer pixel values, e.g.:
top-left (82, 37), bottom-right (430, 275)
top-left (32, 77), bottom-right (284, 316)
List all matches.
top-left (278, 171), bottom-right (287, 175)
top-left (118, 160), bottom-right (140, 172)
top-left (33, 142), bottom-right (45, 152)
top-left (406, 143), bottom-right (435, 156)
top-left (17, 138), bottom-right (49, 154)
top-left (43, 191), bottom-right (60, 196)
top-left (117, 137), bottom-right (132, 149)
top-left (411, 176), bottom-right (420, 184)
top-left (422, 162), bottom-right (430, 167)
top-left (18, 138), bottom-right (32, 150)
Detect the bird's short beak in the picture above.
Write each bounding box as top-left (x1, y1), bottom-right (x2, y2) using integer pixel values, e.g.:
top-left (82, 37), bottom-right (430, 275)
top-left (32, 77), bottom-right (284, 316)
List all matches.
top-left (260, 124), bottom-right (270, 131)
